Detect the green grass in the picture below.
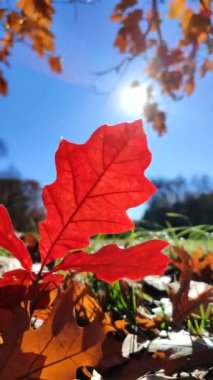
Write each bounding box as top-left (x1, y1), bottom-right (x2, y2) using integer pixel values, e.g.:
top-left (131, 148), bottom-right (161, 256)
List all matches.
top-left (89, 224), bottom-right (213, 253)
top-left (0, 247), bottom-right (12, 257)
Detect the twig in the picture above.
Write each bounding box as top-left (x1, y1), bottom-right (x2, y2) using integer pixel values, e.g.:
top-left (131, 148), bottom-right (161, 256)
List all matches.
top-left (95, 55), bottom-right (135, 76)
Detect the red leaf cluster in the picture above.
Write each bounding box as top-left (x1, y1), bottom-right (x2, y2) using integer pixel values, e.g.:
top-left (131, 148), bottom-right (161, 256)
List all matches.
top-left (0, 120), bottom-right (171, 378)
top-left (0, 120), bottom-right (169, 297)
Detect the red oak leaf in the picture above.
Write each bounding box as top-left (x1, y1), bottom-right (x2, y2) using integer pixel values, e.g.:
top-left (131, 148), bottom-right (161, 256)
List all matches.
top-left (53, 240), bottom-right (169, 283)
top-left (0, 205), bottom-right (32, 271)
top-left (39, 120), bottom-right (156, 265)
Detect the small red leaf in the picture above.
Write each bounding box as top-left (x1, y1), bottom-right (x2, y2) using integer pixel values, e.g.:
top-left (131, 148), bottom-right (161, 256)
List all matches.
top-left (0, 269), bottom-right (32, 308)
top-left (39, 120), bottom-right (156, 265)
top-left (53, 240), bottom-right (169, 283)
top-left (0, 269), bottom-right (32, 287)
top-left (0, 205), bottom-right (32, 271)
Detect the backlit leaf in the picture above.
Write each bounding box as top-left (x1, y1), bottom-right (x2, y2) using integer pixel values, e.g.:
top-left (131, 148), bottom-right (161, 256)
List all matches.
top-left (39, 120), bottom-right (156, 265)
top-left (48, 55), bottom-right (62, 73)
top-left (168, 0), bottom-right (186, 20)
top-left (54, 240), bottom-right (169, 283)
top-left (0, 205), bottom-right (32, 271)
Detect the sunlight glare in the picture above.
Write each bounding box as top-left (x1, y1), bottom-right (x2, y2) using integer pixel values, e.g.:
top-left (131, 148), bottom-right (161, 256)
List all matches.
top-left (120, 84), bottom-right (148, 116)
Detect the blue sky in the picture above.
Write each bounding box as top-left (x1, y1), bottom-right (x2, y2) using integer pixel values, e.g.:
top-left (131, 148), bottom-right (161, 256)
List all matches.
top-left (0, 1), bottom-right (212, 220)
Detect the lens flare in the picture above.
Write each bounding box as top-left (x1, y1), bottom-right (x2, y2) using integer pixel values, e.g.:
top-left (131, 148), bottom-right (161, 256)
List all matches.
top-left (120, 84), bottom-right (148, 116)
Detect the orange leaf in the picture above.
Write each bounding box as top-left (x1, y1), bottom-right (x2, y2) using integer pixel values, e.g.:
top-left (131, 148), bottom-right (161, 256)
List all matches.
top-left (190, 249), bottom-right (213, 274)
top-left (185, 78), bottom-right (195, 94)
top-left (152, 350), bottom-right (166, 359)
top-left (111, 12), bottom-right (123, 22)
top-left (114, 32), bottom-right (128, 53)
top-left (0, 282), bottom-right (105, 380)
top-left (7, 12), bottom-right (22, 33)
top-left (168, 0), bottom-right (186, 20)
top-left (200, 59), bottom-right (213, 77)
top-left (181, 8), bottom-right (193, 31)
top-left (48, 55), bottom-right (62, 74)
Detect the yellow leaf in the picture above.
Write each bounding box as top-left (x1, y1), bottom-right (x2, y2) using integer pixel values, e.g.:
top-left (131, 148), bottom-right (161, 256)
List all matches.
top-left (168, 0), bottom-right (186, 20)
top-left (181, 8), bottom-right (193, 31)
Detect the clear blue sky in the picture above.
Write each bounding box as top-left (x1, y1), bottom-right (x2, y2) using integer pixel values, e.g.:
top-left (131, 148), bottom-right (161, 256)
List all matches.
top-left (0, 1), bottom-right (212, 220)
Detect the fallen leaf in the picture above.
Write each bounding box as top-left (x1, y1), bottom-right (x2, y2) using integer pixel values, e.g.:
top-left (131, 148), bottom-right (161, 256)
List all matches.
top-left (171, 247), bottom-right (213, 328)
top-left (0, 281), bottom-right (105, 380)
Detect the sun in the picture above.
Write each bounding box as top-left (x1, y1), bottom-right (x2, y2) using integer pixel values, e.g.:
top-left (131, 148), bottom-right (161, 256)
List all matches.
top-left (120, 83), bottom-right (148, 116)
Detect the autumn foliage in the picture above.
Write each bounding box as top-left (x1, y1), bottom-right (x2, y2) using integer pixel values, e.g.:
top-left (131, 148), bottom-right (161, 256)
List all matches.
top-left (1, 1), bottom-right (213, 134)
top-left (0, 0), bottom-right (61, 95)
top-left (0, 120), bottom-right (171, 379)
top-left (111, 0), bottom-right (213, 134)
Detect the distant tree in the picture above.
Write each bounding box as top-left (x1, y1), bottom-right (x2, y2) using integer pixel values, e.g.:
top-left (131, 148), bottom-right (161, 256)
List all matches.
top-left (142, 175), bottom-right (213, 227)
top-left (0, 0), bottom-right (213, 134)
top-left (0, 178), bottom-right (44, 231)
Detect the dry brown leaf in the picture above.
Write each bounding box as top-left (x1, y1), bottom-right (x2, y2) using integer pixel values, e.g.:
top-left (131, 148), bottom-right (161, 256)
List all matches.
top-left (0, 302), bottom-right (34, 380)
top-left (100, 346), bottom-right (213, 380)
top-left (171, 248), bottom-right (213, 328)
top-left (98, 334), bottom-right (126, 375)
